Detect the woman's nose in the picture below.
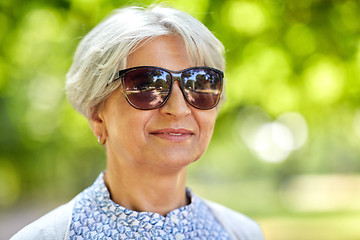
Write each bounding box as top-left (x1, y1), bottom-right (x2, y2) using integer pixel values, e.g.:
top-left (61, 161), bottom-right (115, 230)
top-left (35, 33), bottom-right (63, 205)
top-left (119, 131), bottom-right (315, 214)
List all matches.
top-left (159, 81), bottom-right (191, 117)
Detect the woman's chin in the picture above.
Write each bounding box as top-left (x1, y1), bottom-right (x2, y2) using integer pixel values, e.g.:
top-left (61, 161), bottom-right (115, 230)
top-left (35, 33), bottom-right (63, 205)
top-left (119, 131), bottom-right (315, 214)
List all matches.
top-left (145, 153), bottom-right (200, 172)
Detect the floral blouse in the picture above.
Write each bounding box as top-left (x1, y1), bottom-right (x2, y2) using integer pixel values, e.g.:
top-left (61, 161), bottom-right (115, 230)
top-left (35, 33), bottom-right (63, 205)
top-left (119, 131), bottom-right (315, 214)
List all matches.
top-left (69, 173), bottom-right (230, 239)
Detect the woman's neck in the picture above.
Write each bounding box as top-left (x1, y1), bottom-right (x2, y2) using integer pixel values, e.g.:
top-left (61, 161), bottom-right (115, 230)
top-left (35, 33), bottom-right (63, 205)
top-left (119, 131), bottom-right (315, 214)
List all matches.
top-left (104, 161), bottom-right (188, 216)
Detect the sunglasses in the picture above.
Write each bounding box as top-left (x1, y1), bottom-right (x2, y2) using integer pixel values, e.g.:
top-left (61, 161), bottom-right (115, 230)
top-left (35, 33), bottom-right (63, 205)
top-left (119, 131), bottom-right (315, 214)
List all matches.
top-left (110, 66), bottom-right (224, 110)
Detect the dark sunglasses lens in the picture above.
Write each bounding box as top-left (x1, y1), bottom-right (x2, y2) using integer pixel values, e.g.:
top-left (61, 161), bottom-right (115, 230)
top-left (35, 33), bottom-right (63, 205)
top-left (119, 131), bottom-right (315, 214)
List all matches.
top-left (123, 68), bottom-right (171, 109)
top-left (182, 69), bottom-right (222, 109)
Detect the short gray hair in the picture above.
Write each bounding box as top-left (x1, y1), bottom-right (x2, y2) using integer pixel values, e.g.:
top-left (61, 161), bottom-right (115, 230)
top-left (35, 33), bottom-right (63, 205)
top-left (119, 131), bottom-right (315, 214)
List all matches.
top-left (65, 5), bottom-right (225, 118)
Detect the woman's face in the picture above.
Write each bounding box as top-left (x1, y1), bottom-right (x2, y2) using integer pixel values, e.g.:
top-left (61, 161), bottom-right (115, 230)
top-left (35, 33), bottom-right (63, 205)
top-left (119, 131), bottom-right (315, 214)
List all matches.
top-left (92, 35), bottom-right (218, 172)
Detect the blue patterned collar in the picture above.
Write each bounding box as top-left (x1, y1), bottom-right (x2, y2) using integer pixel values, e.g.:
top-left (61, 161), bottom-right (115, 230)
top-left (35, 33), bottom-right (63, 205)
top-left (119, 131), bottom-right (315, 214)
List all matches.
top-left (70, 172), bottom-right (230, 239)
top-left (89, 172), bottom-right (198, 228)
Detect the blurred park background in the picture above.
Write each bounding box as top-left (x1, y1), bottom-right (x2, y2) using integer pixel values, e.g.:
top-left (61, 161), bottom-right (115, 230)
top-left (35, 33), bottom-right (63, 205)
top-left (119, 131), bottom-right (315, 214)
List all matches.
top-left (1, 0), bottom-right (360, 239)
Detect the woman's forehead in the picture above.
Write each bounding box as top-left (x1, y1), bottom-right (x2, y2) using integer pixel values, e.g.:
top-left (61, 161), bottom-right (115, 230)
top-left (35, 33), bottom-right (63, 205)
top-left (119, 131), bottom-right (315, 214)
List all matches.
top-left (126, 35), bottom-right (195, 70)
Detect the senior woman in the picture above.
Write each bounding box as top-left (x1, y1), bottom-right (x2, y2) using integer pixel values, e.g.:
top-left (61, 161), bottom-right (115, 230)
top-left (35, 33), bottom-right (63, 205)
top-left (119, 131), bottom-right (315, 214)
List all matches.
top-left (12, 5), bottom-right (263, 240)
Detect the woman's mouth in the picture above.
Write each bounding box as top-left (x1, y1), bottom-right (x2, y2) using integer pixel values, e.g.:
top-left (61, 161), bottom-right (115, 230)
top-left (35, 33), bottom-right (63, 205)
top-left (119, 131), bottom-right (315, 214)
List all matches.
top-left (150, 128), bottom-right (194, 141)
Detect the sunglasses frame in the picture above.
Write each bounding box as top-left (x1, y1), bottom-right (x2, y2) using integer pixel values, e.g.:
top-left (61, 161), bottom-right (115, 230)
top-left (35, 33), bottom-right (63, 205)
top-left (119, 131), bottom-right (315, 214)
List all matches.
top-left (110, 66), bottom-right (224, 110)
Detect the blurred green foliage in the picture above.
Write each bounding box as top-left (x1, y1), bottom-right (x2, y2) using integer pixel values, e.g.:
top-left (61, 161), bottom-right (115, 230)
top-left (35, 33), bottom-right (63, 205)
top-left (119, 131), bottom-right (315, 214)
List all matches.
top-left (0, 0), bottom-right (360, 239)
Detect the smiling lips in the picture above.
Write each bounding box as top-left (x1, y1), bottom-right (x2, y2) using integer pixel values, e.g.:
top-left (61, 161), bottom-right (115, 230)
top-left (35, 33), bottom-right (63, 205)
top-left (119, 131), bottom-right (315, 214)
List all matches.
top-left (150, 128), bottom-right (194, 141)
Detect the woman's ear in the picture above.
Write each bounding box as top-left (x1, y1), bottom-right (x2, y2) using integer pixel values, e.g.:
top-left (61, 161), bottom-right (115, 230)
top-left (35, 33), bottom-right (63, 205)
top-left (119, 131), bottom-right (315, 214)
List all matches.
top-left (88, 107), bottom-right (107, 139)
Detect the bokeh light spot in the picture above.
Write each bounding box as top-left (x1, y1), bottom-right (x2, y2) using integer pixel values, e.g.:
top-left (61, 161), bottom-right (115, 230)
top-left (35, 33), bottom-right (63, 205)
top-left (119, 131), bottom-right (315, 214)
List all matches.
top-left (227, 1), bottom-right (267, 35)
top-left (22, 8), bottom-right (61, 42)
top-left (239, 107), bottom-right (308, 163)
top-left (277, 112), bottom-right (308, 150)
top-left (173, 0), bottom-right (209, 19)
top-left (252, 122), bottom-right (294, 163)
top-left (304, 59), bottom-right (344, 104)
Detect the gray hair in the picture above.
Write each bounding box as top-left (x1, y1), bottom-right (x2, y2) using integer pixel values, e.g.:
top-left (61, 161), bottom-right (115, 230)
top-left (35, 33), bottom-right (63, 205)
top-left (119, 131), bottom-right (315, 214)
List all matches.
top-left (65, 5), bottom-right (225, 118)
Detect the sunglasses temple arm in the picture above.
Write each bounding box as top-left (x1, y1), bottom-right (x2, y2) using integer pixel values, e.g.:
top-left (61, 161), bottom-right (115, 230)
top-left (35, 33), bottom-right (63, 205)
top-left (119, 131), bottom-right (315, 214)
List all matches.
top-left (107, 71), bottom-right (121, 85)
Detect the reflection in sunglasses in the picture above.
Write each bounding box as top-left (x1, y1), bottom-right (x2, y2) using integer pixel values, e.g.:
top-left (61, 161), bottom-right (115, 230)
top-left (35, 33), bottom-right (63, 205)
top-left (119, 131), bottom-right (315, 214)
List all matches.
top-left (127, 89), bottom-right (166, 109)
top-left (116, 66), bottom-right (223, 110)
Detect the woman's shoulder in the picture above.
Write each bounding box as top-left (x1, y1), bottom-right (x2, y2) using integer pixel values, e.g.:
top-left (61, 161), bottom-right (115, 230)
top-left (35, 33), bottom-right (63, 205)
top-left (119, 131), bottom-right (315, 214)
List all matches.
top-left (10, 199), bottom-right (74, 240)
top-left (202, 198), bottom-right (264, 240)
